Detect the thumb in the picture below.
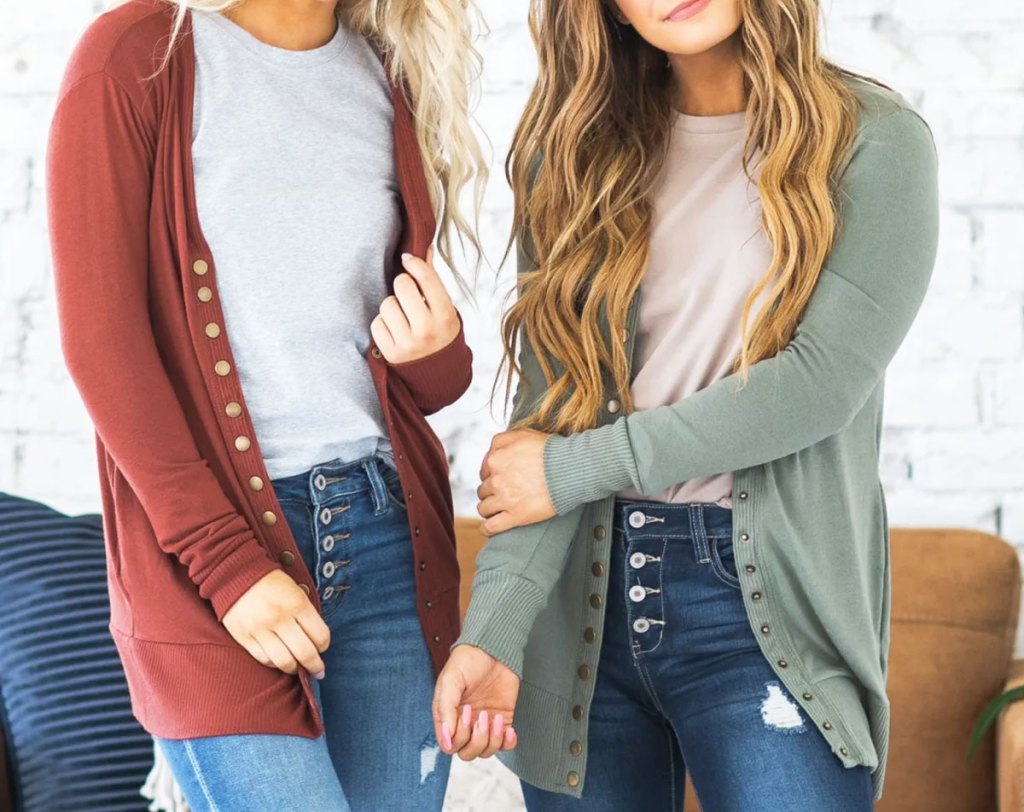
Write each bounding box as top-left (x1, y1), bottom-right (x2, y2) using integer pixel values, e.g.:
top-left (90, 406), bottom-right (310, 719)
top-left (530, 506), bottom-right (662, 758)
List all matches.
top-left (432, 669), bottom-right (462, 754)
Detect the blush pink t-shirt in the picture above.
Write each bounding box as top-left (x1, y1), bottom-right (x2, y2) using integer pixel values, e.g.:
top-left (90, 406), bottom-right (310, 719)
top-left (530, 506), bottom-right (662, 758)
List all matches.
top-left (618, 108), bottom-right (775, 508)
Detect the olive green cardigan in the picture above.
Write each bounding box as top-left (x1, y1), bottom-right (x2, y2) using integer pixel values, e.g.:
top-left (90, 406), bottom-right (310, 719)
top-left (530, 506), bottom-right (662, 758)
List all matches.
top-left (455, 76), bottom-right (940, 801)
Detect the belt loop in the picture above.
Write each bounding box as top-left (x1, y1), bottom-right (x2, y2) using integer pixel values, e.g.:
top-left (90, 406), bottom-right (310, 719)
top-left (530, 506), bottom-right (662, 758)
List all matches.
top-left (363, 456), bottom-right (389, 515)
top-left (689, 503), bottom-right (711, 563)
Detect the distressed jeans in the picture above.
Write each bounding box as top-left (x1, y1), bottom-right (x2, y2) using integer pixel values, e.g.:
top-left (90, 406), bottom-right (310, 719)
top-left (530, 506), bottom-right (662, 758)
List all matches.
top-left (155, 452), bottom-right (450, 811)
top-left (522, 498), bottom-right (875, 812)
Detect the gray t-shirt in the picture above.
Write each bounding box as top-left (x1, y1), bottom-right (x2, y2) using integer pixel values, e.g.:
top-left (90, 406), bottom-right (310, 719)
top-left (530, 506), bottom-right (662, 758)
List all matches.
top-left (190, 9), bottom-right (400, 479)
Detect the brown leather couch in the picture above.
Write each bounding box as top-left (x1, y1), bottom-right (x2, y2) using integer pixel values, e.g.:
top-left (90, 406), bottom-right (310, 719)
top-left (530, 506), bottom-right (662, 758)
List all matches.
top-left (2, 524), bottom-right (1019, 811)
top-left (457, 521), bottom-right (1023, 812)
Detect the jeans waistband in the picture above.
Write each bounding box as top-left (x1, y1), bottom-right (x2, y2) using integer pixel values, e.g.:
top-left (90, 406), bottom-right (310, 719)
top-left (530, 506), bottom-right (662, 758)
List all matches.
top-left (270, 451), bottom-right (398, 515)
top-left (612, 497), bottom-right (732, 540)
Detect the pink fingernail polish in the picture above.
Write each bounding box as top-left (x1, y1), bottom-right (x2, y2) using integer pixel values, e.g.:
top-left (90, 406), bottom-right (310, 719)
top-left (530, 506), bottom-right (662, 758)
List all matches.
top-left (493, 713), bottom-right (505, 735)
top-left (462, 704), bottom-right (472, 727)
top-left (401, 252), bottom-right (412, 261)
top-left (507, 727), bottom-right (517, 745)
top-left (441, 722), bottom-right (453, 751)
top-left (478, 709), bottom-right (489, 731)
top-left (313, 670), bottom-right (325, 680)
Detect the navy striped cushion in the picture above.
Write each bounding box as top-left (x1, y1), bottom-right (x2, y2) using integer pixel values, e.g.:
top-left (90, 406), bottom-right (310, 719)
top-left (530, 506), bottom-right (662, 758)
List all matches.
top-left (0, 493), bottom-right (152, 811)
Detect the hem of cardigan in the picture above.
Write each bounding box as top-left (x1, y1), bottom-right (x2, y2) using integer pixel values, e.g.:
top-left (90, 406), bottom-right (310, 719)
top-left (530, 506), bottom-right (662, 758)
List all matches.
top-left (110, 626), bottom-right (325, 740)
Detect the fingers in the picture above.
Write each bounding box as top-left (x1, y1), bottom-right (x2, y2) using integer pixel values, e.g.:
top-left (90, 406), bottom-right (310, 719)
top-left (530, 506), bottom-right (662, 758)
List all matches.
top-left (476, 478), bottom-right (495, 502)
top-left (400, 251), bottom-right (452, 312)
top-left (479, 449), bottom-right (491, 483)
top-left (457, 708), bottom-right (495, 761)
top-left (478, 712), bottom-right (508, 758)
top-left (393, 272), bottom-right (431, 333)
top-left (452, 702), bottom-right (474, 754)
top-left (378, 296), bottom-right (411, 343)
top-left (432, 671), bottom-right (463, 755)
top-left (501, 726), bottom-right (518, 751)
top-left (480, 512), bottom-right (516, 538)
top-left (477, 495), bottom-right (503, 520)
top-left (294, 604), bottom-right (331, 654)
top-left (369, 314), bottom-right (395, 358)
top-left (240, 634), bottom-right (273, 668)
top-left (276, 618), bottom-right (326, 678)
top-left (253, 630), bottom-right (298, 675)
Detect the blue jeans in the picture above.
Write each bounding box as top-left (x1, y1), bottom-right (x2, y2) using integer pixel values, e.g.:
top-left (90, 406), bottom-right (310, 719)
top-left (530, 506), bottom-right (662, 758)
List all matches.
top-left (155, 452), bottom-right (450, 811)
top-left (521, 499), bottom-right (874, 812)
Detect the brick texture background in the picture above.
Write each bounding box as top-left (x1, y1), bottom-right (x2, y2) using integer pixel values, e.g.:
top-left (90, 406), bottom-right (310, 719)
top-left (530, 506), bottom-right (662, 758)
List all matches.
top-left (1, 1), bottom-right (1022, 809)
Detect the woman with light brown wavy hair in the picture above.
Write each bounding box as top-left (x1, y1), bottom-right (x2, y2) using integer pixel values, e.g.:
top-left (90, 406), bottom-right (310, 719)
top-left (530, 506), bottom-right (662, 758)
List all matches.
top-left (432, 0), bottom-right (939, 808)
top-left (46, 0), bottom-right (487, 809)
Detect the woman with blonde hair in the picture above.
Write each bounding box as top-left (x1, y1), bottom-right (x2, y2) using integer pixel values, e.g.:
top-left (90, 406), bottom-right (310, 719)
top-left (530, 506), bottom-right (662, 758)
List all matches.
top-left (434, 0), bottom-right (938, 808)
top-left (46, 0), bottom-right (487, 808)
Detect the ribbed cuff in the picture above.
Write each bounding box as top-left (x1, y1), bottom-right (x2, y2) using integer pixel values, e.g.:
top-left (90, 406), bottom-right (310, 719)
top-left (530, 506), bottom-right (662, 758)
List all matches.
top-left (453, 570), bottom-right (549, 678)
top-left (388, 314), bottom-right (473, 414)
top-left (200, 540), bottom-right (283, 621)
top-left (543, 419), bottom-right (637, 515)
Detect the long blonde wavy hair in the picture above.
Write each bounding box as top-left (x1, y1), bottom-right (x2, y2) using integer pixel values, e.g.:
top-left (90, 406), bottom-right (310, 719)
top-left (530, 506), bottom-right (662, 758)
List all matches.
top-left (503, 0), bottom-right (878, 434)
top-left (144, 0), bottom-right (487, 283)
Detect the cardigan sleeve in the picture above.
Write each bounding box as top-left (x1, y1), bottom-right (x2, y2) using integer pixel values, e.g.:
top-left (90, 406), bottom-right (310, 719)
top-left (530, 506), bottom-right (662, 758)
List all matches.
top-left (453, 229), bottom-right (583, 677)
top-left (386, 312), bottom-right (473, 415)
top-left (542, 106), bottom-right (941, 514)
top-left (46, 71), bottom-right (281, 620)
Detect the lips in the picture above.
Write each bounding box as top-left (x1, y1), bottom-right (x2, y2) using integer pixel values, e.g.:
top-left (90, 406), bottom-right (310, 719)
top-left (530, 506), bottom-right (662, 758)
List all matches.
top-left (665, 0), bottom-right (712, 21)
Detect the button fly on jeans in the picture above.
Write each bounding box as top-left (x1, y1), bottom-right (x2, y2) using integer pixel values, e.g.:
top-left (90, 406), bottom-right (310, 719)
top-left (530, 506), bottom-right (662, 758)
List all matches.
top-left (319, 507), bottom-right (332, 525)
top-left (629, 585), bottom-right (647, 603)
top-left (322, 561), bottom-right (336, 578)
top-left (629, 552), bottom-right (647, 569)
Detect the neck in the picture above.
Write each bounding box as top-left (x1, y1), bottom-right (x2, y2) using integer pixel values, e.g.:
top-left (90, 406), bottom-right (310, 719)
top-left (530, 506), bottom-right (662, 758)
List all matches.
top-left (667, 31), bottom-right (746, 116)
top-left (222, 0), bottom-right (339, 51)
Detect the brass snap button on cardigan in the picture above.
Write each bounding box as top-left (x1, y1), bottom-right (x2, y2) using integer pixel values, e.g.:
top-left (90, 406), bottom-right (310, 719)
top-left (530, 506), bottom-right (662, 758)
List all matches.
top-left (456, 76), bottom-right (940, 802)
top-left (46, 0), bottom-right (470, 740)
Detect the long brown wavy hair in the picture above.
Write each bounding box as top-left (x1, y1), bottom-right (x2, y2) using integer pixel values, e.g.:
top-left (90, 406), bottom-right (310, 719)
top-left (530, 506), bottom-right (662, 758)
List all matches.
top-left (502, 0), bottom-right (878, 434)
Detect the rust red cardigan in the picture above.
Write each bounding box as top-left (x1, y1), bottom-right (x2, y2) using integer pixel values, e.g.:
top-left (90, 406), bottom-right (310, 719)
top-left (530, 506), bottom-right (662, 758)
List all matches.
top-left (45, 0), bottom-right (471, 739)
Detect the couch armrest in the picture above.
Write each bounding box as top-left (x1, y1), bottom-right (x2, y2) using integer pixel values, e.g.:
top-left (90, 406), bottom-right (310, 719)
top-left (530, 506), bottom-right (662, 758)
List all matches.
top-left (998, 657), bottom-right (1024, 812)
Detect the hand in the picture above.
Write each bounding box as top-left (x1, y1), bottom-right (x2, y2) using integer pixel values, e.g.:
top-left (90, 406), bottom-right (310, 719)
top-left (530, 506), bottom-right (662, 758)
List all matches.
top-left (476, 429), bottom-right (557, 536)
top-left (433, 645), bottom-right (521, 760)
top-left (370, 247), bottom-right (461, 364)
top-left (222, 570), bottom-right (331, 679)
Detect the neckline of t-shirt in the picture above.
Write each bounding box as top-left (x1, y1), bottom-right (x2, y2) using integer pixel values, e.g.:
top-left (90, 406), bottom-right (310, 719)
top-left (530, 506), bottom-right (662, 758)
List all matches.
top-left (197, 8), bottom-right (352, 67)
top-left (672, 108), bottom-right (748, 135)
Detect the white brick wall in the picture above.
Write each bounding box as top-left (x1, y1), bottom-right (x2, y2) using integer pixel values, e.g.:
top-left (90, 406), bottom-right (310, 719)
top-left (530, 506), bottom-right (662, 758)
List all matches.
top-left (2, 2), bottom-right (1023, 809)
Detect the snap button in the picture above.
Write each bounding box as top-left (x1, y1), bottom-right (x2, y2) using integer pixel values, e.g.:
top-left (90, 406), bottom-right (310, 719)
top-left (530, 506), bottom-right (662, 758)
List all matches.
top-left (628, 511), bottom-right (646, 529)
top-left (249, 476), bottom-right (264, 491)
top-left (591, 562), bottom-right (604, 577)
top-left (569, 740), bottom-right (582, 756)
top-left (760, 625), bottom-right (770, 634)
top-left (419, 561), bottom-right (426, 571)
top-left (314, 474), bottom-right (327, 490)
top-left (606, 399), bottom-right (621, 414)
top-left (738, 491), bottom-right (748, 500)
top-left (589, 594), bottom-right (602, 609)
top-left (583, 627), bottom-right (596, 643)
top-left (572, 705), bottom-right (584, 720)
top-left (745, 564), bottom-right (756, 572)
top-left (628, 585), bottom-right (647, 602)
top-left (214, 360), bottom-right (231, 377)
top-left (823, 721), bottom-right (833, 730)
top-left (629, 552), bottom-right (646, 569)
top-left (577, 664), bottom-right (591, 680)
top-left (192, 259), bottom-right (209, 275)
top-left (740, 533), bottom-right (750, 542)
top-left (234, 436), bottom-right (251, 451)
top-left (197, 286), bottom-right (213, 302)
top-left (261, 511), bottom-right (277, 526)
top-left (840, 747), bottom-right (848, 756)
top-left (323, 535), bottom-right (335, 552)
top-left (751, 591), bottom-right (762, 600)
top-left (322, 586), bottom-right (335, 599)
top-left (319, 507), bottom-right (332, 525)
top-left (433, 635), bottom-right (441, 643)
top-left (225, 402), bottom-right (242, 418)
top-left (593, 525), bottom-right (606, 540)
top-left (205, 322), bottom-right (220, 338)
top-left (802, 692), bottom-right (813, 700)
top-left (322, 561), bottom-right (336, 578)
top-left (567, 772), bottom-right (580, 788)
top-left (778, 659), bottom-right (788, 668)
top-left (633, 617), bottom-right (651, 633)
top-left (279, 551), bottom-right (295, 566)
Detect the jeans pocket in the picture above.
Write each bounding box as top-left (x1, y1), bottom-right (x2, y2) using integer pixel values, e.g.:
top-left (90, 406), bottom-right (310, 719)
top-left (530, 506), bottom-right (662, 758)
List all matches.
top-left (709, 535), bottom-right (741, 589)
